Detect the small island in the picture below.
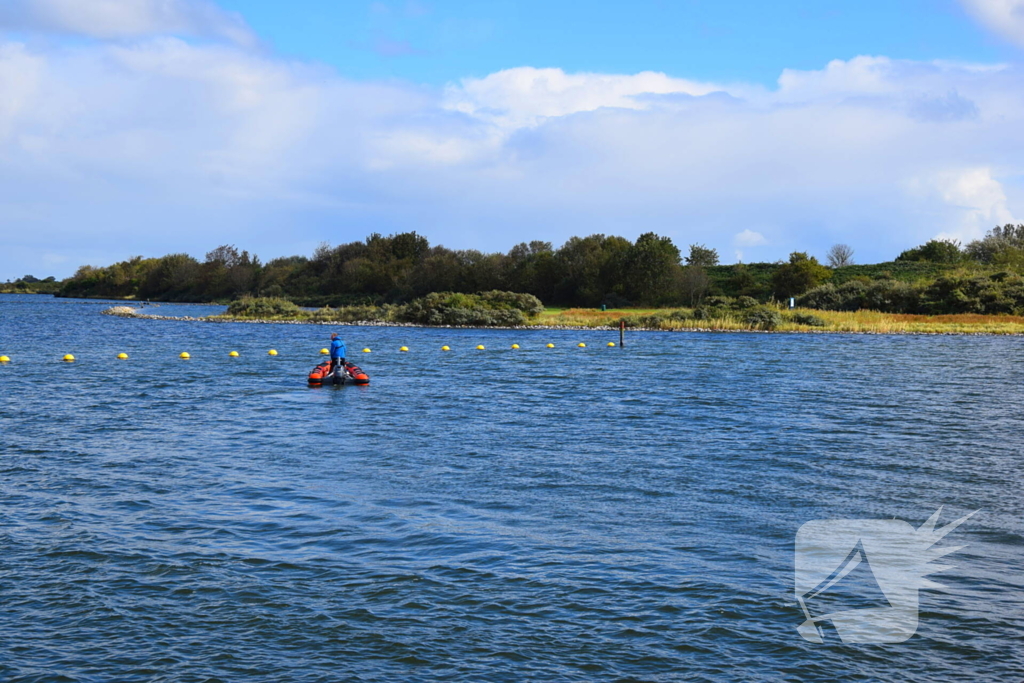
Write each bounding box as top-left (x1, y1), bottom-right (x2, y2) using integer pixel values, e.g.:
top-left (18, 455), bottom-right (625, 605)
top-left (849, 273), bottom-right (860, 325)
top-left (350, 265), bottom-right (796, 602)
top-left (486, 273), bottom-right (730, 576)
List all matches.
top-left (101, 293), bottom-right (1024, 335)
top-left (56, 226), bottom-right (1024, 335)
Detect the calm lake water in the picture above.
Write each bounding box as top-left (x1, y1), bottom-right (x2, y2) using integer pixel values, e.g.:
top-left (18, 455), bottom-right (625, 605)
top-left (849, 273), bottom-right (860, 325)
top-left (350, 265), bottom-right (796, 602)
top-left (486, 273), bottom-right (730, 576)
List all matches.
top-left (1, 294), bottom-right (1022, 682)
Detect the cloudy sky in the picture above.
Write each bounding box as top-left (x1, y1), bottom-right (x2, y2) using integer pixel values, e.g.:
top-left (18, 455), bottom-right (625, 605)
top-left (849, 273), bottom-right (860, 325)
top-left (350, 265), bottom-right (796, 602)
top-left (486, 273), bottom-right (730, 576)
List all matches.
top-left (2, 0), bottom-right (1024, 280)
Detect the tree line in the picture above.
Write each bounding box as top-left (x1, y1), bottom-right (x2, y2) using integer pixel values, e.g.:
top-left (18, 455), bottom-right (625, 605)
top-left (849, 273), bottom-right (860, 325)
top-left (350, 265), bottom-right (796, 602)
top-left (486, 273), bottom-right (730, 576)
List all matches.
top-left (1, 275), bottom-right (61, 294)
top-left (53, 225), bottom-right (1024, 309)
top-left (59, 232), bottom-right (694, 307)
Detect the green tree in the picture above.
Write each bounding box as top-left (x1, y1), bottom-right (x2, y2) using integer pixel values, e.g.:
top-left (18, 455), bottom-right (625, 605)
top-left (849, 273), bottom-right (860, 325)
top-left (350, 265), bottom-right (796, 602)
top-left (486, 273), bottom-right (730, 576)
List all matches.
top-left (410, 248), bottom-right (462, 296)
top-left (966, 224), bottom-right (1024, 265)
top-left (504, 241), bottom-right (558, 300)
top-left (553, 234), bottom-right (631, 306)
top-left (772, 252), bottom-right (831, 298)
top-left (685, 243), bottom-right (719, 267)
top-left (896, 239), bottom-right (965, 264)
top-left (388, 231), bottom-right (430, 261)
top-left (681, 265), bottom-right (709, 306)
top-left (139, 254), bottom-right (200, 300)
top-left (622, 232), bottom-right (682, 305)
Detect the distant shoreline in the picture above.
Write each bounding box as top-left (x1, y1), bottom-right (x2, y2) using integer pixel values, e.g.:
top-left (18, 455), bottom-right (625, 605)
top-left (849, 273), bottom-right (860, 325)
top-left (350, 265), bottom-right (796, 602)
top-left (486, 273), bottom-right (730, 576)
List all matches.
top-left (16, 292), bottom-right (1024, 335)
top-left (99, 306), bottom-right (1024, 336)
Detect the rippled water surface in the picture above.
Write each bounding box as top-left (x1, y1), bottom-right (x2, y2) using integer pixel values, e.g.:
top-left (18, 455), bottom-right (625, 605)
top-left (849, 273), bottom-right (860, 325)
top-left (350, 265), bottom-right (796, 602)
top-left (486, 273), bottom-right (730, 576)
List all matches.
top-left (1, 294), bottom-right (1022, 682)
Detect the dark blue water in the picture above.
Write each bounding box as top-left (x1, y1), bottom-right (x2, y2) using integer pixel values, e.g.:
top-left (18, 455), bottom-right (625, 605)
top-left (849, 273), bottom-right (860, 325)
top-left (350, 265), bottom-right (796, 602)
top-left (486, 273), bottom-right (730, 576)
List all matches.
top-left (1, 294), bottom-right (1022, 682)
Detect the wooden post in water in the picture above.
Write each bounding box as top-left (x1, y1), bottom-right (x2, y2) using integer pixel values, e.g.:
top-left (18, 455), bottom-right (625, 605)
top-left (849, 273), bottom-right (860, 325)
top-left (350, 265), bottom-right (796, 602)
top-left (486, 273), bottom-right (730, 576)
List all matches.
top-left (619, 320), bottom-right (625, 348)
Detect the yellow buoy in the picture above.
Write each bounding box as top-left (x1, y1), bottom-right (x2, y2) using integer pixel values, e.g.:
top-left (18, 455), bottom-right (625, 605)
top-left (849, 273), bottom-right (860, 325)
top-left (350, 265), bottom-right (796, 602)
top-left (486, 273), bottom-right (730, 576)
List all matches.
top-left (511, 344), bottom-right (520, 349)
top-left (476, 345), bottom-right (485, 350)
top-left (320, 348), bottom-right (329, 355)
top-left (400, 346), bottom-right (409, 352)
top-left (117, 353), bottom-right (128, 360)
top-left (0, 355), bottom-right (10, 363)
top-left (268, 349), bottom-right (278, 356)
top-left (179, 352), bottom-right (190, 359)
top-left (63, 354), bottom-right (75, 362)
top-left (546, 343), bottom-right (555, 348)
top-left (441, 346), bottom-right (450, 351)
top-left (362, 348), bottom-right (371, 353)
top-left (607, 342), bottom-right (616, 347)
top-left (229, 351), bottom-right (239, 357)
top-left (578, 343), bottom-right (586, 348)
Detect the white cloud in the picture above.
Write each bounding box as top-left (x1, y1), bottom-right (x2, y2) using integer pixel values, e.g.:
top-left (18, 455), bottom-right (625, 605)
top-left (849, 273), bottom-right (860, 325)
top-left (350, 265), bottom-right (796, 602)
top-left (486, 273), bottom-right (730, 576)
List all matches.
top-left (733, 230), bottom-right (768, 247)
top-left (443, 67), bottom-right (727, 129)
top-left (929, 168), bottom-right (1016, 242)
top-left (3, 37), bottom-right (1024, 278)
top-left (777, 56), bottom-right (899, 101)
top-left (961, 0), bottom-right (1024, 48)
top-left (0, 0), bottom-right (256, 46)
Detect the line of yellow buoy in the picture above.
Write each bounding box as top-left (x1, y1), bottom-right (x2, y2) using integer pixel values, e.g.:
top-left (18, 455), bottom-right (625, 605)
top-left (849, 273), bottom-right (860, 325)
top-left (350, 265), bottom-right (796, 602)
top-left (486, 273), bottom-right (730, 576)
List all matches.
top-left (0, 342), bottom-right (621, 364)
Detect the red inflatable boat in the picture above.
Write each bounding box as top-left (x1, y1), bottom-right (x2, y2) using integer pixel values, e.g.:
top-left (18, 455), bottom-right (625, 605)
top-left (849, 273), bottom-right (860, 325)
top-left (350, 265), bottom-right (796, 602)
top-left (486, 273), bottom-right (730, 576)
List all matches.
top-left (308, 361), bottom-right (370, 386)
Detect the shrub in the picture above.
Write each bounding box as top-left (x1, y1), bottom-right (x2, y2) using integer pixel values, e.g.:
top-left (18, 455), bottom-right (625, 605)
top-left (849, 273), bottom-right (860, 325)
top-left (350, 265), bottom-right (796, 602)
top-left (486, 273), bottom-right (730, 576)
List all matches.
top-left (745, 307), bottom-right (783, 330)
top-left (862, 280), bottom-right (920, 313)
top-left (308, 305), bottom-right (391, 323)
top-left (397, 291), bottom-right (541, 326)
top-left (227, 297), bottom-right (301, 318)
top-left (799, 281), bottom-right (859, 311)
top-left (617, 314), bottom-right (668, 328)
top-left (799, 273), bottom-right (1024, 314)
top-left (693, 305), bottom-right (731, 320)
top-left (477, 290), bottom-right (545, 317)
top-left (919, 274), bottom-right (1024, 315)
top-left (636, 314), bottom-right (667, 328)
top-left (799, 280), bottom-right (921, 313)
top-left (789, 312), bottom-right (827, 327)
top-left (734, 296), bottom-right (759, 309)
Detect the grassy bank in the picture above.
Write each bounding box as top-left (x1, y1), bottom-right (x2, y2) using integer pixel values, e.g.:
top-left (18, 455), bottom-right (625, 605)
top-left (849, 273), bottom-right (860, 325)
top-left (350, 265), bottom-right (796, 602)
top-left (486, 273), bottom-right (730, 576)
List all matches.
top-left (539, 308), bottom-right (1024, 334)
top-left (106, 299), bottom-right (1024, 334)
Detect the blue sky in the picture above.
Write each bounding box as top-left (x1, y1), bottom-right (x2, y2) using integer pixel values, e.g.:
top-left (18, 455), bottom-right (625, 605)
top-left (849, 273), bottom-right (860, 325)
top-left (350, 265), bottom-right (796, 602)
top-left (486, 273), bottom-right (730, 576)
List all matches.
top-left (1, 0), bottom-right (1024, 280)
top-left (222, 0), bottom-right (1008, 85)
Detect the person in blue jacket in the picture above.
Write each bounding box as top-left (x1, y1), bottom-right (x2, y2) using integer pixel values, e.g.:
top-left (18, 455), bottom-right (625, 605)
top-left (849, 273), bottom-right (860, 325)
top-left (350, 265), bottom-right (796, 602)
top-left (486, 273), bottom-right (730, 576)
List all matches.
top-left (329, 333), bottom-right (347, 372)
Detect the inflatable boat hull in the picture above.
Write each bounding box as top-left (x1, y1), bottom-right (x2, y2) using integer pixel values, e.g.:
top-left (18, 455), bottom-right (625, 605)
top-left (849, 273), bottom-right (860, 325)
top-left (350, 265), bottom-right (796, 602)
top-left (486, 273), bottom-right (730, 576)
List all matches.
top-left (308, 362), bottom-right (370, 386)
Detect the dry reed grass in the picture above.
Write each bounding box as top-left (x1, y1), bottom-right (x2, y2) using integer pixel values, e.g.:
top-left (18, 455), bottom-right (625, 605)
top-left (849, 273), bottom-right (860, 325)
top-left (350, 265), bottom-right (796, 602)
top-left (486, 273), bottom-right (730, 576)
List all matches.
top-left (534, 307), bottom-right (1024, 334)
